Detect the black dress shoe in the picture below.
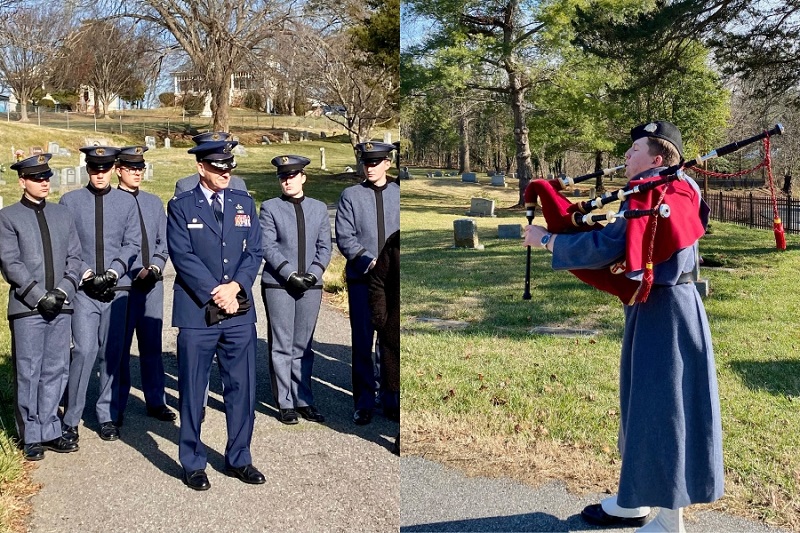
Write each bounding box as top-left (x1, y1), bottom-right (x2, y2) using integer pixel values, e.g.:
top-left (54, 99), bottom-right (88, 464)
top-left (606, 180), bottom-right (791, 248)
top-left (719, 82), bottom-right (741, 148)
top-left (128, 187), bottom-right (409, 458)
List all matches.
top-left (225, 464), bottom-right (266, 484)
top-left (278, 408), bottom-right (299, 425)
top-left (183, 469), bottom-right (210, 491)
top-left (147, 405), bottom-right (177, 422)
top-left (23, 443), bottom-right (44, 461)
top-left (42, 437), bottom-right (79, 453)
top-left (581, 503), bottom-right (649, 527)
top-left (384, 407), bottom-right (400, 422)
top-left (99, 421), bottom-right (120, 441)
top-left (353, 409), bottom-right (372, 425)
top-left (296, 405), bottom-right (325, 422)
top-left (62, 425), bottom-right (79, 444)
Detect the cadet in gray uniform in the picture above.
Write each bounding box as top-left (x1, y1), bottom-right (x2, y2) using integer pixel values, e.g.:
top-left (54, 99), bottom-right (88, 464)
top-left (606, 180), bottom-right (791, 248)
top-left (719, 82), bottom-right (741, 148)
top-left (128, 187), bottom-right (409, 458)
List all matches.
top-left (113, 146), bottom-right (176, 424)
top-left (260, 155), bottom-right (331, 424)
top-left (0, 154), bottom-right (82, 460)
top-left (59, 146), bottom-right (141, 443)
top-left (174, 132), bottom-right (247, 194)
top-left (335, 141), bottom-right (400, 425)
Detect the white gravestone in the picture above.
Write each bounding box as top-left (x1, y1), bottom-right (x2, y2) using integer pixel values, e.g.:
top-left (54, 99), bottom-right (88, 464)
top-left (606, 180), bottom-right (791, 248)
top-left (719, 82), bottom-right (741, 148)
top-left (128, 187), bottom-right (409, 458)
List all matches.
top-left (320, 147), bottom-right (327, 170)
top-left (466, 198), bottom-right (496, 217)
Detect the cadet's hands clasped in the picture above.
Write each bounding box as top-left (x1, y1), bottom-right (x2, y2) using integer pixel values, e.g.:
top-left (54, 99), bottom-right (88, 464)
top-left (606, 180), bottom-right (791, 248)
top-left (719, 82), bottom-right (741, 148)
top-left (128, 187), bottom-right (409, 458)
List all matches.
top-left (37, 289), bottom-right (67, 321)
top-left (287, 272), bottom-right (317, 293)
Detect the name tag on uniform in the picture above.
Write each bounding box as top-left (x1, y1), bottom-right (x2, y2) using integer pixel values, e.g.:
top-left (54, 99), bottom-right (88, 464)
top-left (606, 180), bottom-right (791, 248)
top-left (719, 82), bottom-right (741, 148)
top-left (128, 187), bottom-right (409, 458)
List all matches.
top-left (188, 223), bottom-right (204, 229)
top-left (234, 214), bottom-right (251, 227)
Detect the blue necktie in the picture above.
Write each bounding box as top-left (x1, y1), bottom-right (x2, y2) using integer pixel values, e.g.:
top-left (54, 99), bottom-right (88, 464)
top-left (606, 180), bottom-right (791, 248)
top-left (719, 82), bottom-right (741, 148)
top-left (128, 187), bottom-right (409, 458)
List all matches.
top-left (211, 192), bottom-right (223, 231)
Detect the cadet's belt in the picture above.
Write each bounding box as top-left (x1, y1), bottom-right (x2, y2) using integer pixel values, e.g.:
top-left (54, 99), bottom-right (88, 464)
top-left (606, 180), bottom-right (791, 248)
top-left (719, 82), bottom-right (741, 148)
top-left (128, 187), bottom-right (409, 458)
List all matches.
top-left (654, 272), bottom-right (694, 288)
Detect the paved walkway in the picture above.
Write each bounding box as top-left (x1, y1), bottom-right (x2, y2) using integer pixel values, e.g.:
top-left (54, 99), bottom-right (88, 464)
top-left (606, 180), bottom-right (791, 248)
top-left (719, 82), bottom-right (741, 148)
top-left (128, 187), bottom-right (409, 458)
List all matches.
top-left (28, 263), bottom-right (399, 533)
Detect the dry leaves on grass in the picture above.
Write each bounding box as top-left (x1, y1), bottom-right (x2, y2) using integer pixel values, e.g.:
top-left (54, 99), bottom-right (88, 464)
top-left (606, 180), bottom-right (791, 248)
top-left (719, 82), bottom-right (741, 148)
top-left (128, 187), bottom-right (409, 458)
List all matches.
top-left (0, 462), bottom-right (39, 533)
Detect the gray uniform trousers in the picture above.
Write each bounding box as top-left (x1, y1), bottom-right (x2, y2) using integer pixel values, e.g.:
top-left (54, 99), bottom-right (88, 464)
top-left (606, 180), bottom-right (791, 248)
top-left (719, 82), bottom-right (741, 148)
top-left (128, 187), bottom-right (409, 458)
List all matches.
top-left (261, 287), bottom-right (323, 409)
top-left (64, 290), bottom-right (129, 426)
top-left (11, 314), bottom-right (71, 444)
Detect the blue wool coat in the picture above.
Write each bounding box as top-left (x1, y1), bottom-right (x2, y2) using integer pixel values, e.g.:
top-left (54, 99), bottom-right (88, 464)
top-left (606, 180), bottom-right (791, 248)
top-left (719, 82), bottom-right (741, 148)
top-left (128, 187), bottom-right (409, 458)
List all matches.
top-left (551, 169), bottom-right (724, 509)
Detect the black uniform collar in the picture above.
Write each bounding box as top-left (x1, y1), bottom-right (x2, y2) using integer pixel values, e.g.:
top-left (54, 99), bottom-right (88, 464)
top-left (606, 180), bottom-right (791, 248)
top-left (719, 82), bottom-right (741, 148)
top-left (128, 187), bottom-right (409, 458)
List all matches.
top-left (20, 195), bottom-right (46, 210)
top-left (87, 183), bottom-right (112, 196)
top-left (118, 185), bottom-right (140, 197)
top-left (280, 194), bottom-right (305, 204)
top-left (363, 180), bottom-right (388, 192)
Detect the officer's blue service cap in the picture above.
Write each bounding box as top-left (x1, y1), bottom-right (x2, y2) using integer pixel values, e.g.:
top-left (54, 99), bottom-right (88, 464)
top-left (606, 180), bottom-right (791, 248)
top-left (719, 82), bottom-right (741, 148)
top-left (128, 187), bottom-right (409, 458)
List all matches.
top-left (355, 141), bottom-right (395, 162)
top-left (117, 145), bottom-right (149, 169)
top-left (80, 146), bottom-right (121, 171)
top-left (271, 155), bottom-right (310, 178)
top-left (630, 121), bottom-right (684, 158)
top-left (11, 153), bottom-right (53, 180)
top-left (188, 140), bottom-right (238, 171)
top-left (192, 131), bottom-right (232, 145)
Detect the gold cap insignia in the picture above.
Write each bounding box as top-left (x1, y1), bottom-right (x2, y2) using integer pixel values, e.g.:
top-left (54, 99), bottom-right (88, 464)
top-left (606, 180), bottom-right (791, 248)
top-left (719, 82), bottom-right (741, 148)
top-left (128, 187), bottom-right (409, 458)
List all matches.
top-left (644, 123), bottom-right (658, 133)
top-left (95, 147), bottom-right (105, 156)
top-left (281, 156), bottom-right (289, 164)
top-left (37, 155), bottom-right (46, 163)
top-left (135, 147), bottom-right (143, 154)
top-left (365, 142), bottom-right (373, 150)
top-left (212, 133), bottom-right (220, 141)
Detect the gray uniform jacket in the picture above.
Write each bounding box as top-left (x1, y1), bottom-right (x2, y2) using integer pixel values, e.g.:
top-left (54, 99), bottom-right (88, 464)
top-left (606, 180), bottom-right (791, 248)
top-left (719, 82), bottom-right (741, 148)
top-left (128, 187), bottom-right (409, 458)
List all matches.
top-left (260, 195), bottom-right (332, 287)
top-left (174, 174), bottom-right (247, 195)
top-left (335, 181), bottom-right (400, 281)
top-left (0, 197), bottom-right (83, 319)
top-left (120, 188), bottom-right (168, 283)
top-left (59, 186), bottom-right (141, 289)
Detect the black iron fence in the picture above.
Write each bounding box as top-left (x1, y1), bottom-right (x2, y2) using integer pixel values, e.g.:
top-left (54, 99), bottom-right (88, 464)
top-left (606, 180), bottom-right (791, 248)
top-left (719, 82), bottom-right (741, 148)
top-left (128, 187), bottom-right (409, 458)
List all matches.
top-left (710, 191), bottom-right (800, 234)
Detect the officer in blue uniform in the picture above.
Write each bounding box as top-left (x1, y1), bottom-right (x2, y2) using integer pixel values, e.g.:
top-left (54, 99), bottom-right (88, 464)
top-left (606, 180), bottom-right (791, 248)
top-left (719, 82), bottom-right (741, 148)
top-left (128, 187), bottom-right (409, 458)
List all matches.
top-left (174, 132), bottom-right (247, 194)
top-left (59, 146), bottom-right (141, 443)
top-left (335, 141), bottom-right (400, 424)
top-left (167, 140), bottom-right (264, 490)
top-left (260, 155), bottom-right (331, 424)
top-left (113, 146), bottom-right (176, 424)
top-left (0, 154), bottom-right (83, 460)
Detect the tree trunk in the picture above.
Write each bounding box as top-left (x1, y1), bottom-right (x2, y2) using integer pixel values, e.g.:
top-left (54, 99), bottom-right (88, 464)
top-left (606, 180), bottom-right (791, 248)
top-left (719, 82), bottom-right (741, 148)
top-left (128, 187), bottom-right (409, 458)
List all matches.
top-left (19, 97), bottom-right (29, 122)
top-left (509, 71), bottom-right (533, 206)
top-left (459, 113), bottom-right (471, 174)
top-left (594, 150), bottom-right (605, 194)
top-left (210, 74), bottom-right (232, 132)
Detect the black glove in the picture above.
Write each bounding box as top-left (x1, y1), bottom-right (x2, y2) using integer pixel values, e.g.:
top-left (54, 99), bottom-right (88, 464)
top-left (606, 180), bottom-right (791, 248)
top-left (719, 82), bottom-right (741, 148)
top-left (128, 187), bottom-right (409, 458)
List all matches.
top-left (133, 267), bottom-right (161, 292)
top-left (37, 290), bottom-right (66, 321)
top-left (83, 271), bottom-right (117, 301)
top-left (301, 273), bottom-right (317, 289)
top-left (286, 272), bottom-right (309, 293)
top-left (205, 291), bottom-right (252, 326)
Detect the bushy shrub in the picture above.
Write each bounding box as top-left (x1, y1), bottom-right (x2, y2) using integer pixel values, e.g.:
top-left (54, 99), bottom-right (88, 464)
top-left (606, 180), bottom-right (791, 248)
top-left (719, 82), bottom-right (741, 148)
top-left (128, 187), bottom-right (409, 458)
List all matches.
top-left (159, 92), bottom-right (177, 107)
top-left (181, 94), bottom-right (206, 116)
top-left (243, 91), bottom-right (264, 111)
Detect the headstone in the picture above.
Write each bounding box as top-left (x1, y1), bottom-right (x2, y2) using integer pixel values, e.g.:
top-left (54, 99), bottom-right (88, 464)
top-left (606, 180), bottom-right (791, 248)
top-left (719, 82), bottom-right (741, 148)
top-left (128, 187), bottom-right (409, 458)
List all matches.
top-left (692, 244), bottom-right (709, 297)
top-left (588, 187), bottom-right (596, 198)
top-left (232, 136), bottom-right (240, 142)
top-left (383, 132), bottom-right (392, 144)
top-left (63, 167), bottom-right (77, 187)
top-left (453, 219), bottom-right (483, 249)
top-left (47, 142), bottom-right (59, 154)
top-left (466, 198), bottom-right (496, 217)
top-left (498, 224), bottom-right (522, 239)
top-left (144, 162), bottom-right (153, 181)
top-left (573, 189), bottom-right (582, 197)
top-left (144, 136), bottom-right (156, 150)
top-left (232, 144), bottom-right (247, 156)
top-left (433, 171), bottom-right (443, 177)
top-left (29, 146), bottom-right (44, 155)
top-left (164, 138), bottom-right (171, 149)
top-left (300, 131), bottom-right (309, 141)
top-left (320, 147), bottom-right (327, 170)
top-left (261, 135), bottom-right (271, 145)
top-left (58, 148), bottom-right (71, 157)
top-left (490, 175), bottom-right (506, 187)
top-left (461, 172), bottom-right (477, 183)
top-left (282, 132), bottom-right (290, 144)
top-left (487, 170), bottom-right (495, 177)
top-left (49, 169), bottom-right (60, 192)
top-left (79, 166), bottom-right (89, 185)
top-left (79, 152), bottom-right (86, 167)
top-left (400, 167), bottom-right (412, 180)
top-left (320, 131), bottom-right (327, 139)
top-left (83, 137), bottom-right (110, 147)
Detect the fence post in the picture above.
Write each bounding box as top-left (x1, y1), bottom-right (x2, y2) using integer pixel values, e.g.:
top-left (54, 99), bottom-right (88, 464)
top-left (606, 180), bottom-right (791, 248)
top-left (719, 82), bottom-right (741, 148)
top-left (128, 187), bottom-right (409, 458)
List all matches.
top-left (719, 191), bottom-right (723, 221)
top-left (749, 192), bottom-right (754, 228)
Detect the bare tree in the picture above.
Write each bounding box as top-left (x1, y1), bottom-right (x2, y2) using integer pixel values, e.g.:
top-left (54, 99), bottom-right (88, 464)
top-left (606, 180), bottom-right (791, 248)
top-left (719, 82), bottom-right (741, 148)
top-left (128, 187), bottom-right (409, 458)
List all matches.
top-left (52, 19), bottom-right (160, 117)
top-left (0, 7), bottom-right (64, 121)
top-left (124, 0), bottom-right (291, 131)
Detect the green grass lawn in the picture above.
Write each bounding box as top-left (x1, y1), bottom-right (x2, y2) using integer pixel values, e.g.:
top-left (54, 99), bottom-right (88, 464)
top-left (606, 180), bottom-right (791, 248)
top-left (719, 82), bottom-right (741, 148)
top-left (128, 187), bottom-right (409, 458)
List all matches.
top-left (401, 172), bottom-right (800, 529)
top-left (0, 117), bottom-right (397, 532)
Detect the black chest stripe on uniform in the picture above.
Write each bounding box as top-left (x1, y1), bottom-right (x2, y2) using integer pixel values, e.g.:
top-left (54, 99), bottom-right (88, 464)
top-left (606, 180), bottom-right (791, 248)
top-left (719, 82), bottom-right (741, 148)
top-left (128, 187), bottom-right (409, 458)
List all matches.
top-left (374, 189), bottom-right (386, 252)
top-left (95, 195), bottom-right (104, 272)
top-left (135, 197), bottom-right (150, 267)
top-left (293, 203), bottom-right (306, 274)
top-left (35, 207), bottom-right (55, 290)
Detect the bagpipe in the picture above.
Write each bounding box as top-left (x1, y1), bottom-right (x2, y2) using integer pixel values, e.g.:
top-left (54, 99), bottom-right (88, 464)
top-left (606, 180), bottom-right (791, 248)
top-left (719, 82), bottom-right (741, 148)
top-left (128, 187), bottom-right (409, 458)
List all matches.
top-left (522, 124), bottom-right (785, 304)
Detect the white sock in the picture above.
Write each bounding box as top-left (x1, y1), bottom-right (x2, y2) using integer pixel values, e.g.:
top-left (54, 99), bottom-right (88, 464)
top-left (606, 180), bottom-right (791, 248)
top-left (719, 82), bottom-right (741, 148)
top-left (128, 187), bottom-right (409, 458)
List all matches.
top-left (635, 507), bottom-right (685, 533)
top-left (601, 495), bottom-right (651, 518)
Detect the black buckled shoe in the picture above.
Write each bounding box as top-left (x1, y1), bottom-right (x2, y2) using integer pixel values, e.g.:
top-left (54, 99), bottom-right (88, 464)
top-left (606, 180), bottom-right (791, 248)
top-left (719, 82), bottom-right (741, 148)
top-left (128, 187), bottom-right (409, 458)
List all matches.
top-left (99, 421), bottom-right (120, 441)
top-left (296, 405), bottom-right (325, 423)
top-left (353, 408), bottom-right (372, 425)
top-left (23, 443), bottom-right (44, 461)
top-left (147, 405), bottom-right (177, 422)
top-left (42, 437), bottom-right (79, 453)
top-left (225, 464), bottom-right (266, 485)
top-left (62, 425), bottom-right (79, 444)
top-left (278, 408), bottom-right (299, 425)
top-left (183, 469), bottom-right (210, 491)
top-left (581, 503), bottom-right (649, 527)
